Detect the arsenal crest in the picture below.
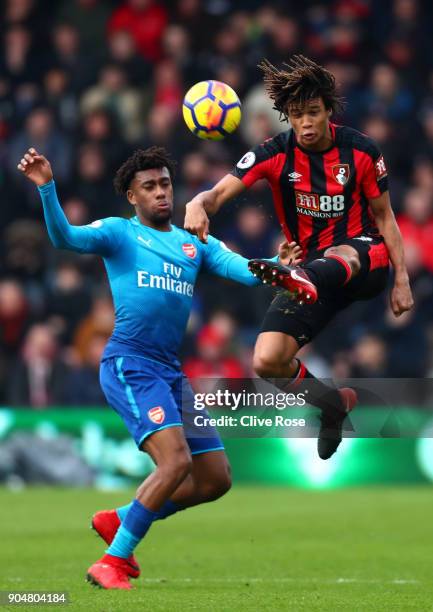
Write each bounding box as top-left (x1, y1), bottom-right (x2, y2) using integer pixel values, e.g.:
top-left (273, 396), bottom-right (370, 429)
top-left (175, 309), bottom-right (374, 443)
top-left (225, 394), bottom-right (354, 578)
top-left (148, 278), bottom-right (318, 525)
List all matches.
top-left (182, 243), bottom-right (197, 259)
top-left (148, 406), bottom-right (165, 424)
top-left (332, 164), bottom-right (350, 186)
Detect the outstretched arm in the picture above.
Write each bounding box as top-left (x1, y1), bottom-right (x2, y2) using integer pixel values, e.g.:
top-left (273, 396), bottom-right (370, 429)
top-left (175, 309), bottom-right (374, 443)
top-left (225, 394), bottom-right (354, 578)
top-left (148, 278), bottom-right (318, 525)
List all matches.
top-left (17, 148), bottom-right (122, 255)
top-left (201, 236), bottom-right (294, 286)
top-left (184, 174), bottom-right (245, 244)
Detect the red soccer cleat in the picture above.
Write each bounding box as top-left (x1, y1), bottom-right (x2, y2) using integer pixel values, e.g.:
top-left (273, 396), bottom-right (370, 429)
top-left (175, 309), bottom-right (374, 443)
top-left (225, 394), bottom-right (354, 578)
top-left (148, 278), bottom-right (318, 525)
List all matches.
top-left (248, 260), bottom-right (318, 305)
top-left (91, 510), bottom-right (140, 579)
top-left (87, 554), bottom-right (132, 590)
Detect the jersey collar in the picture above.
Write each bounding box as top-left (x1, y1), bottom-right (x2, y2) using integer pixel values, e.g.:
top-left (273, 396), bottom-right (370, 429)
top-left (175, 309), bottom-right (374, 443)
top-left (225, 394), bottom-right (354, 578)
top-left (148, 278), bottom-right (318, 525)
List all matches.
top-left (131, 216), bottom-right (174, 233)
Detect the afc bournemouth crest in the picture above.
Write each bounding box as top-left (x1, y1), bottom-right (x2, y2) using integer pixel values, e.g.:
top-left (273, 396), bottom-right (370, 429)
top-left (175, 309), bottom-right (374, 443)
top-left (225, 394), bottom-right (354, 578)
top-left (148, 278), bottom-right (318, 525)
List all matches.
top-left (332, 164), bottom-right (350, 186)
top-left (182, 243), bottom-right (197, 259)
top-left (148, 406), bottom-right (165, 424)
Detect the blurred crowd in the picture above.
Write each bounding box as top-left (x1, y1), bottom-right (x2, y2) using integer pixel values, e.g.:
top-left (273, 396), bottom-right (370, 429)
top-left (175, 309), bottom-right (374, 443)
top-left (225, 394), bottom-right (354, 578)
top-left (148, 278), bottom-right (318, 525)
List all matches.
top-left (1, 0), bottom-right (433, 408)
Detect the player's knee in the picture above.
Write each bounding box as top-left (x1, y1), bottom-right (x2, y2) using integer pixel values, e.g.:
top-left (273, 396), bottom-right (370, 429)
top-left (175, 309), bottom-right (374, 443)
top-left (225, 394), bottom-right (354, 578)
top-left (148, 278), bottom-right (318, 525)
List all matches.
top-left (173, 451), bottom-right (193, 481)
top-left (253, 351), bottom-right (280, 378)
top-left (348, 253), bottom-right (361, 275)
top-left (160, 449), bottom-right (193, 484)
top-left (325, 246), bottom-right (360, 276)
top-left (254, 351), bottom-right (297, 378)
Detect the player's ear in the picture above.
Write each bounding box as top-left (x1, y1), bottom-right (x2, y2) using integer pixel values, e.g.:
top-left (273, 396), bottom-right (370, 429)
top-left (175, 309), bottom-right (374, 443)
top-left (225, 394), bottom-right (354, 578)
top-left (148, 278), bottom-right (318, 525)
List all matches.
top-left (126, 189), bottom-right (136, 206)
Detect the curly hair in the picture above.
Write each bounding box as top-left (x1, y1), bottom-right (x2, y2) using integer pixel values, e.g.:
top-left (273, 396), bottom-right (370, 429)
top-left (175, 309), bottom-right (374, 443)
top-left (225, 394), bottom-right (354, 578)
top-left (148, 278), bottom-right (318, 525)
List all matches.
top-left (258, 55), bottom-right (344, 121)
top-left (113, 146), bottom-right (177, 194)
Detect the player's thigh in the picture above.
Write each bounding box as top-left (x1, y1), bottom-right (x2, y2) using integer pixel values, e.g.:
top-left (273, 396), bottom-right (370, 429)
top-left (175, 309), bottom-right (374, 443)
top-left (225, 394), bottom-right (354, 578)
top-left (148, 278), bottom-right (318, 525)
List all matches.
top-left (172, 374), bottom-right (225, 456)
top-left (100, 356), bottom-right (183, 450)
top-left (259, 289), bottom-right (344, 348)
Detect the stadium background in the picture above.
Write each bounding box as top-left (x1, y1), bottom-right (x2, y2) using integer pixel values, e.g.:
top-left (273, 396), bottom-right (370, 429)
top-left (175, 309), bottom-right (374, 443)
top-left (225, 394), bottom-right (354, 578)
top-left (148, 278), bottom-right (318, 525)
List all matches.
top-left (1, 0), bottom-right (433, 487)
top-left (1, 2), bottom-right (433, 609)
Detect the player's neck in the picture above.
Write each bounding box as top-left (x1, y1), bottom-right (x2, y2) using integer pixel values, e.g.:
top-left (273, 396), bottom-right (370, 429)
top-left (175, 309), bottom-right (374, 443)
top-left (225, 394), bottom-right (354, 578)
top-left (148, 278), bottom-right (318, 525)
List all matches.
top-left (136, 214), bottom-right (172, 232)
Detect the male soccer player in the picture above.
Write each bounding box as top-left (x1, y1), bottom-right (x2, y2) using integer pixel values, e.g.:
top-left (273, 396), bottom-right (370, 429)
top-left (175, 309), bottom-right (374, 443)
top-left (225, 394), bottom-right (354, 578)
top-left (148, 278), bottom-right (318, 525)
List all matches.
top-left (18, 146), bottom-right (286, 590)
top-left (184, 55), bottom-right (414, 460)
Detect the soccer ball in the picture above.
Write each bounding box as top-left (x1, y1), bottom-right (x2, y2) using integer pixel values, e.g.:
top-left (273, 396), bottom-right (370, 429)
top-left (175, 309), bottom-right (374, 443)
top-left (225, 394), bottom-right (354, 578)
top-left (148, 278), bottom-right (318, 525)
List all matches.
top-left (182, 80), bottom-right (241, 140)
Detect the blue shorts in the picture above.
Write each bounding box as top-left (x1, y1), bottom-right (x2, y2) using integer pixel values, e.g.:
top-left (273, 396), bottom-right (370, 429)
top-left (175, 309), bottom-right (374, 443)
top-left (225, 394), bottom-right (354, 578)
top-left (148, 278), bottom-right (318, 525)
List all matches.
top-left (100, 355), bottom-right (224, 455)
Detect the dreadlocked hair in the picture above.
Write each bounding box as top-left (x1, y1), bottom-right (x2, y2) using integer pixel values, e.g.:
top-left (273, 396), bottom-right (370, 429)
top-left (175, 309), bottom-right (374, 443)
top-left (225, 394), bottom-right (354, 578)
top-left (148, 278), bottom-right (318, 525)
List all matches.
top-left (114, 146), bottom-right (177, 194)
top-left (258, 55), bottom-right (344, 120)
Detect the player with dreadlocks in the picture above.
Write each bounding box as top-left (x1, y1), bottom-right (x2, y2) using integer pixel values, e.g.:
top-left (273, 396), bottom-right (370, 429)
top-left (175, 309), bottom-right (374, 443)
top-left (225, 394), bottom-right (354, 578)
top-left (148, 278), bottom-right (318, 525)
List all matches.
top-left (184, 55), bottom-right (414, 459)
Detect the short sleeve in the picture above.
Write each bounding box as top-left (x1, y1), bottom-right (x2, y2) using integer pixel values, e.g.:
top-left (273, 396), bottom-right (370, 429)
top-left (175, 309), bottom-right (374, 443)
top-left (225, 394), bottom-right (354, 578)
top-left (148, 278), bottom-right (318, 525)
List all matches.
top-left (361, 141), bottom-right (389, 199)
top-left (231, 134), bottom-right (286, 188)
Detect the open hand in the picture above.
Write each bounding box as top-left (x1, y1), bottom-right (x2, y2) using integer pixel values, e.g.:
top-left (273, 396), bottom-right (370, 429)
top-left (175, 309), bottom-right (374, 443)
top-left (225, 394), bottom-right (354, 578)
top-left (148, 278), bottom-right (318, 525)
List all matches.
top-left (17, 148), bottom-right (53, 186)
top-left (278, 241), bottom-right (303, 266)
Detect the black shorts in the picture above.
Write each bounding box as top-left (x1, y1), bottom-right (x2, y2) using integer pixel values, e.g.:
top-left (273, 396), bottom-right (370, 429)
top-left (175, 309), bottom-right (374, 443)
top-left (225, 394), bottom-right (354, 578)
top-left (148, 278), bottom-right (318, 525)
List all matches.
top-left (260, 237), bottom-right (390, 347)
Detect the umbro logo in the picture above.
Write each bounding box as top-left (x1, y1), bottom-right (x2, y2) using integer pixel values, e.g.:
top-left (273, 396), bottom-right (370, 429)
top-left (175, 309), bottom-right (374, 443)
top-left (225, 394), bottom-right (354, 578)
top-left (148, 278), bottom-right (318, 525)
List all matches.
top-left (288, 171), bottom-right (302, 182)
top-left (137, 236), bottom-right (152, 247)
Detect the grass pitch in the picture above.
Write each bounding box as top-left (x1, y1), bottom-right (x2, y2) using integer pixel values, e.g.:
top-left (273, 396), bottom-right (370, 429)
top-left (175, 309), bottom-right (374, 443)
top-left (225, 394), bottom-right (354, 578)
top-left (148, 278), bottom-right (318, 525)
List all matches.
top-left (0, 486), bottom-right (432, 611)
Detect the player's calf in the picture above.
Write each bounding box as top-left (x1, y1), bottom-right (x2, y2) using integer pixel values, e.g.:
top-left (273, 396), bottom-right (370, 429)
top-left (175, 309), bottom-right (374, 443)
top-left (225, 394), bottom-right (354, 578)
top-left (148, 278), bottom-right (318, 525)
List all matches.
top-left (280, 361), bottom-right (357, 459)
top-left (253, 332), bottom-right (357, 460)
top-left (197, 466), bottom-right (232, 502)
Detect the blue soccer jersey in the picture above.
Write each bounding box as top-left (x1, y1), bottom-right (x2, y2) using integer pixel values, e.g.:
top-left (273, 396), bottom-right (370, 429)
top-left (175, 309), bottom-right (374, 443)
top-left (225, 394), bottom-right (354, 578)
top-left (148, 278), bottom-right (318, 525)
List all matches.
top-left (38, 180), bottom-right (262, 367)
top-left (38, 180), bottom-right (267, 450)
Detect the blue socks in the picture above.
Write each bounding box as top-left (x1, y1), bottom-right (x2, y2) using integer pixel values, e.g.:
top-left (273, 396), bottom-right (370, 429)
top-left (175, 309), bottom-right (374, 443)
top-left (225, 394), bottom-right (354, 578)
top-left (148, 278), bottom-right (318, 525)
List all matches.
top-left (107, 500), bottom-right (158, 558)
top-left (116, 503), bottom-right (133, 522)
top-left (156, 499), bottom-right (181, 520)
top-left (116, 499), bottom-right (181, 522)
top-left (108, 499), bottom-right (183, 558)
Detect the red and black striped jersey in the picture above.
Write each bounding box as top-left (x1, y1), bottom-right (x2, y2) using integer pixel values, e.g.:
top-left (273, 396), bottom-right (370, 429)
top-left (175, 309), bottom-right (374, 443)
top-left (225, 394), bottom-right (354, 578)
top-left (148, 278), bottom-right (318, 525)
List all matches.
top-left (232, 123), bottom-right (389, 261)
